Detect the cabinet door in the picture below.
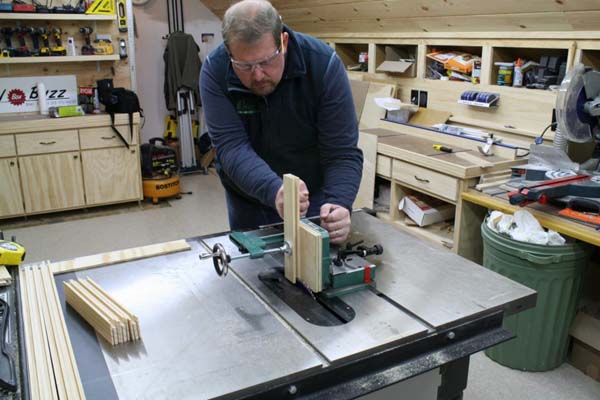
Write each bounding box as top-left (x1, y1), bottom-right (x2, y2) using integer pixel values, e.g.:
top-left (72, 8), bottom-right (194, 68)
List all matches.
top-left (0, 158), bottom-right (24, 217)
top-left (81, 147), bottom-right (142, 205)
top-left (19, 152), bottom-right (85, 213)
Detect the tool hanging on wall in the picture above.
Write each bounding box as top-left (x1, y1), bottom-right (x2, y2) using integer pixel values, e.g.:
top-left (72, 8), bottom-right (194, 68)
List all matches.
top-left (80, 26), bottom-right (95, 55)
top-left (117, 0), bottom-right (128, 32)
top-left (86, 0), bottom-right (115, 14)
top-left (50, 27), bottom-right (66, 56)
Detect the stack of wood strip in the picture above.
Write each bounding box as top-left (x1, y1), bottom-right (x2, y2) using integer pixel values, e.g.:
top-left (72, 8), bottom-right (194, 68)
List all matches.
top-left (64, 278), bottom-right (140, 346)
top-left (19, 262), bottom-right (85, 400)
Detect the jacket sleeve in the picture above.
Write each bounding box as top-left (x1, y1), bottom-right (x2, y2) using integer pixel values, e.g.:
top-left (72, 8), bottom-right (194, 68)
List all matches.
top-left (200, 57), bottom-right (282, 208)
top-left (317, 52), bottom-right (364, 210)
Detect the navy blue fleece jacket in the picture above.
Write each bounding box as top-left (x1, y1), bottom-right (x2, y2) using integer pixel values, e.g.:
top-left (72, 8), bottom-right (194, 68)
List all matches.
top-left (200, 26), bottom-right (363, 212)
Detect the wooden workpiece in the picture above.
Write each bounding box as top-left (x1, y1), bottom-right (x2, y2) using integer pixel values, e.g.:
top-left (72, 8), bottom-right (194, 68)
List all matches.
top-left (283, 174), bottom-right (325, 293)
top-left (64, 278), bottom-right (141, 346)
top-left (50, 239), bottom-right (191, 274)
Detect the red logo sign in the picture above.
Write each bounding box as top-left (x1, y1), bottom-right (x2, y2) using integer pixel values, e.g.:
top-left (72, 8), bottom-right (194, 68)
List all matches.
top-left (8, 89), bottom-right (26, 106)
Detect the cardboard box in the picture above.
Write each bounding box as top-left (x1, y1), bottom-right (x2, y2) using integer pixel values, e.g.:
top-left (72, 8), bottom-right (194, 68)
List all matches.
top-left (398, 194), bottom-right (455, 227)
top-left (376, 46), bottom-right (416, 77)
top-left (569, 303), bottom-right (600, 382)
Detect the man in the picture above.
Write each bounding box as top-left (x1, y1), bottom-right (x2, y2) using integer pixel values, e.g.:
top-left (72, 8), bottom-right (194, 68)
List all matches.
top-left (200, 0), bottom-right (362, 244)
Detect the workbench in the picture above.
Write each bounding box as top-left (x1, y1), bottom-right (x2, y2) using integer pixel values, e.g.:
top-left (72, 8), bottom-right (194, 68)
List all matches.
top-left (355, 119), bottom-right (525, 251)
top-left (13, 212), bottom-right (535, 399)
top-left (456, 188), bottom-right (600, 264)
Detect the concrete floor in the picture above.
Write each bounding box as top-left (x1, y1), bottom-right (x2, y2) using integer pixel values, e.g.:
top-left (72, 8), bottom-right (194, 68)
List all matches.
top-left (6, 173), bottom-right (600, 399)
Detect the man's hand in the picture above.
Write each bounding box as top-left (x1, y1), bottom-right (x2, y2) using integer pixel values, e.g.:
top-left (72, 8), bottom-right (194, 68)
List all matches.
top-left (275, 180), bottom-right (310, 219)
top-left (320, 203), bottom-right (351, 244)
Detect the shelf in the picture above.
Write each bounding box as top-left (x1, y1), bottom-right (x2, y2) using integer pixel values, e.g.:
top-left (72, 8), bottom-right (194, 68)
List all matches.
top-left (391, 217), bottom-right (454, 249)
top-left (336, 43), bottom-right (368, 71)
top-left (491, 46), bottom-right (568, 89)
top-left (580, 49), bottom-right (600, 72)
top-left (0, 55), bottom-right (119, 64)
top-left (426, 44), bottom-right (483, 83)
top-left (374, 44), bottom-right (417, 77)
top-left (0, 13), bottom-right (116, 21)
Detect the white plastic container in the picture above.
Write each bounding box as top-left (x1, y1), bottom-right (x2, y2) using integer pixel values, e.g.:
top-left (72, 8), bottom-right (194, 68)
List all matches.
top-left (37, 82), bottom-right (48, 115)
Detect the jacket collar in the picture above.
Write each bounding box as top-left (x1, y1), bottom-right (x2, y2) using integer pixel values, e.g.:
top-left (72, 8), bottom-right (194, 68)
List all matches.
top-left (226, 25), bottom-right (306, 93)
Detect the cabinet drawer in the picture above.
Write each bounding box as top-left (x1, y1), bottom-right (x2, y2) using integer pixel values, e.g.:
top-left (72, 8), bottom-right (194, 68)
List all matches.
top-left (376, 155), bottom-right (391, 178)
top-left (16, 130), bottom-right (79, 155)
top-left (79, 126), bottom-right (138, 149)
top-left (0, 135), bottom-right (16, 157)
top-left (392, 160), bottom-right (459, 202)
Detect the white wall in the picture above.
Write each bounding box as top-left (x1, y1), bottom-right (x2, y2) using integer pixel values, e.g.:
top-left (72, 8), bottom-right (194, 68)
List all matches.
top-left (133, 0), bottom-right (223, 143)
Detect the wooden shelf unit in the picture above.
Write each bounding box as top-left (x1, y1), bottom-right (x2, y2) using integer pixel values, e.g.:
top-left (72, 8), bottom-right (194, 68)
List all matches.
top-left (0, 113), bottom-right (143, 219)
top-left (0, 13), bottom-right (116, 21)
top-left (324, 35), bottom-right (582, 140)
top-left (0, 55), bottom-right (120, 64)
top-left (334, 41), bottom-right (369, 70)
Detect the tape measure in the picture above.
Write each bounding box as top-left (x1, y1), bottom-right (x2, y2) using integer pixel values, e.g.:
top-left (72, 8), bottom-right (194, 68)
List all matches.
top-left (0, 233), bottom-right (25, 267)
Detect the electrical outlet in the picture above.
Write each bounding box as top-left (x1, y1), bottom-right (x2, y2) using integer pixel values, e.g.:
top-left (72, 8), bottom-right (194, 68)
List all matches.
top-left (419, 90), bottom-right (428, 108)
top-left (410, 89), bottom-right (419, 105)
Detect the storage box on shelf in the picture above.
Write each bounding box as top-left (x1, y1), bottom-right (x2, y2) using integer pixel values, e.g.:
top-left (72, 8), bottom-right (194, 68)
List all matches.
top-left (0, 113), bottom-right (142, 219)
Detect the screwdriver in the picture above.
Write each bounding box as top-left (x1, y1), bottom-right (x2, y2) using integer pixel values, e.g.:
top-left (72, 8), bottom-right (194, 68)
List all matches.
top-left (433, 144), bottom-right (453, 153)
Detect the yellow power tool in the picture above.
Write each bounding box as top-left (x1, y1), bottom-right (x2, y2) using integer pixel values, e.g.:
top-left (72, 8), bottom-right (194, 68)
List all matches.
top-left (0, 233), bottom-right (25, 267)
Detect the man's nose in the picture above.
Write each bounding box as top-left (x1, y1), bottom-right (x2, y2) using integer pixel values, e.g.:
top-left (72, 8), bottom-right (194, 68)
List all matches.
top-left (251, 65), bottom-right (265, 80)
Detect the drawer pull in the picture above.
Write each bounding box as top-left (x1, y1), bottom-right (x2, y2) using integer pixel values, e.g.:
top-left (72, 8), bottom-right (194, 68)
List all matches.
top-left (40, 141), bottom-right (56, 145)
top-left (73, 155), bottom-right (78, 160)
top-left (101, 136), bottom-right (116, 140)
top-left (9, 161), bottom-right (15, 166)
top-left (414, 175), bottom-right (430, 183)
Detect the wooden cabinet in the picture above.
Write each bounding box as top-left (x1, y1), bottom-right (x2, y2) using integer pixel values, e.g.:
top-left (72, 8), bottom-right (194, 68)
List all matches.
top-left (0, 158), bottom-right (24, 217)
top-left (0, 113), bottom-right (142, 219)
top-left (81, 147), bottom-right (141, 205)
top-left (19, 152), bottom-right (85, 213)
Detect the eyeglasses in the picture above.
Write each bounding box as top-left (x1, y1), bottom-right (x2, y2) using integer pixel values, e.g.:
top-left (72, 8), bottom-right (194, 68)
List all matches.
top-left (230, 45), bottom-right (282, 73)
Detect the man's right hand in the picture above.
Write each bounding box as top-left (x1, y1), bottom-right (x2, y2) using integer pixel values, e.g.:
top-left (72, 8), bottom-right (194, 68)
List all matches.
top-left (275, 180), bottom-right (309, 219)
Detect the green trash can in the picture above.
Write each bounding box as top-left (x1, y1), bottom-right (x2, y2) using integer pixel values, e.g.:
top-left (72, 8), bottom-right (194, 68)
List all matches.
top-left (481, 221), bottom-right (590, 371)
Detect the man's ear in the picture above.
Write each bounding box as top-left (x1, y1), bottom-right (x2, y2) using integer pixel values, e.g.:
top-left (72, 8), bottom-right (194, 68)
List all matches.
top-left (282, 32), bottom-right (289, 54)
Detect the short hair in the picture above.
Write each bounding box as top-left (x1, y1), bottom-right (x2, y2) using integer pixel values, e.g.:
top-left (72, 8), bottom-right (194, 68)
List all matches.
top-left (222, 0), bottom-right (282, 51)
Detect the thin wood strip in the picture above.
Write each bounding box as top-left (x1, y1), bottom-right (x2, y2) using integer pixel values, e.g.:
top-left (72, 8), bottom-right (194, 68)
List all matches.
top-left (19, 267), bottom-right (40, 400)
top-left (283, 175), bottom-right (299, 283)
top-left (40, 263), bottom-right (84, 399)
top-left (0, 266), bottom-right (11, 286)
top-left (85, 278), bottom-right (139, 339)
top-left (50, 240), bottom-right (191, 274)
top-left (29, 266), bottom-right (58, 400)
top-left (41, 266), bottom-right (86, 399)
top-left (34, 265), bottom-right (68, 400)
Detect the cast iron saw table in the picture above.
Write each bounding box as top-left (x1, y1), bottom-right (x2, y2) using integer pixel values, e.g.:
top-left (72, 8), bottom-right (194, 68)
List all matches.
top-left (18, 212), bottom-right (536, 399)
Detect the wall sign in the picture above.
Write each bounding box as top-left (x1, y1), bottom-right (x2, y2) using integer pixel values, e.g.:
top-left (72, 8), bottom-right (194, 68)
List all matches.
top-left (0, 75), bottom-right (78, 113)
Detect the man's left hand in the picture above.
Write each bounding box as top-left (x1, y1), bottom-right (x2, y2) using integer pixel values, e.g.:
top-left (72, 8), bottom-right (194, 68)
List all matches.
top-left (320, 203), bottom-right (351, 245)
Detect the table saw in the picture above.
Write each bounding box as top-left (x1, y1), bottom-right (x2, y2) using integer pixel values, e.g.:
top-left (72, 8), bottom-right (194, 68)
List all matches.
top-left (11, 211), bottom-right (535, 400)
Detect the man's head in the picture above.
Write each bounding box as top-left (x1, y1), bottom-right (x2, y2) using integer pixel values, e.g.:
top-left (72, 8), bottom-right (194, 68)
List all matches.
top-left (222, 0), bottom-right (288, 96)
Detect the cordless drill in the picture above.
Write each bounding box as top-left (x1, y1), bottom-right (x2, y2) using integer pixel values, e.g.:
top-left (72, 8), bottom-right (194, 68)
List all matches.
top-left (50, 27), bottom-right (66, 56)
top-left (79, 26), bottom-right (94, 55)
top-left (14, 26), bottom-right (32, 57)
top-left (37, 27), bottom-right (50, 56)
top-left (0, 28), bottom-right (15, 58)
top-left (29, 27), bottom-right (45, 56)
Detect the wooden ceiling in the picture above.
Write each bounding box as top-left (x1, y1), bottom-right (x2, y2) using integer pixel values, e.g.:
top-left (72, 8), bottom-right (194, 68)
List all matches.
top-left (200, 0), bottom-right (600, 35)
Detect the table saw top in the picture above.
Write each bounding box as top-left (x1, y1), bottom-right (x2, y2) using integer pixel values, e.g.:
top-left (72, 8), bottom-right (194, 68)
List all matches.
top-left (48, 212), bottom-right (535, 400)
